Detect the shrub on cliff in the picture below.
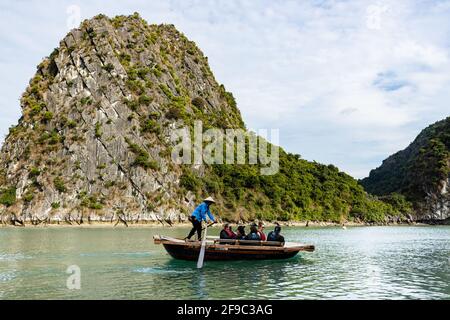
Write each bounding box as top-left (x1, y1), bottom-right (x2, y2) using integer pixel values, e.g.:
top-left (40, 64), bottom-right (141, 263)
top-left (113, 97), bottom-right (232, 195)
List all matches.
top-left (0, 187), bottom-right (16, 207)
top-left (54, 177), bottom-right (67, 193)
top-left (192, 97), bottom-right (206, 109)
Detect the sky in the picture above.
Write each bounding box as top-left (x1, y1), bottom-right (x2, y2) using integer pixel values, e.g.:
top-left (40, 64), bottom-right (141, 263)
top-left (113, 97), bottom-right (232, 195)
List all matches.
top-left (0, 0), bottom-right (449, 179)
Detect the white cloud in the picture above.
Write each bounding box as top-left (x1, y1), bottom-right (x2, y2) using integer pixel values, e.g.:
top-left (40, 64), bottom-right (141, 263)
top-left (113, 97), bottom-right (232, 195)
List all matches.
top-left (0, 0), bottom-right (449, 178)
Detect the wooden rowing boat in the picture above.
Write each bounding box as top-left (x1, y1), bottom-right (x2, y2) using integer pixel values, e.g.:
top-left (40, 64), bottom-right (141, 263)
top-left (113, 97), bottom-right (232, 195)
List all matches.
top-left (154, 235), bottom-right (315, 261)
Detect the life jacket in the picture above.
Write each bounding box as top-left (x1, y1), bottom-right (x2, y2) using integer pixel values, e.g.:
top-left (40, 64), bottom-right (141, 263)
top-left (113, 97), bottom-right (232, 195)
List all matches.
top-left (258, 231), bottom-right (267, 241)
top-left (225, 229), bottom-right (236, 239)
top-left (220, 229), bottom-right (236, 239)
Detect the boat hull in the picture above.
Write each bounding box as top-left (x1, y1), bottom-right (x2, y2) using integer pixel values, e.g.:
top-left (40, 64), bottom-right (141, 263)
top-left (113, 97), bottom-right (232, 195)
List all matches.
top-left (163, 243), bottom-right (300, 261)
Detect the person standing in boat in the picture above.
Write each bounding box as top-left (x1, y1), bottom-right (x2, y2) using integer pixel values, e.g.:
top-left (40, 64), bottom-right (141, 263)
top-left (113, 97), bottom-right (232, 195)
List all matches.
top-left (185, 197), bottom-right (216, 240)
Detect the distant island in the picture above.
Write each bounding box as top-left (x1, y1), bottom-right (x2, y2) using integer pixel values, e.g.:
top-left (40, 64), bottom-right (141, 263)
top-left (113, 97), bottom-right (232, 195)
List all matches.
top-left (361, 116), bottom-right (450, 223)
top-left (0, 13), bottom-right (448, 227)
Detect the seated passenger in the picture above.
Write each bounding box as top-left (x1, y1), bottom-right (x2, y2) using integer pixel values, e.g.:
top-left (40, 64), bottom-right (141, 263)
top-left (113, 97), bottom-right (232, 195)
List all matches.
top-left (235, 226), bottom-right (246, 240)
top-left (267, 224), bottom-right (285, 243)
top-left (245, 224), bottom-right (261, 241)
top-left (220, 223), bottom-right (236, 240)
top-left (257, 221), bottom-right (267, 241)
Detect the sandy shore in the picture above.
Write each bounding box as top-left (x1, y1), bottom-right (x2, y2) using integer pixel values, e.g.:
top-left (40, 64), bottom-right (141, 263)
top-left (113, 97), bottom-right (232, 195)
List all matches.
top-left (0, 220), bottom-right (430, 228)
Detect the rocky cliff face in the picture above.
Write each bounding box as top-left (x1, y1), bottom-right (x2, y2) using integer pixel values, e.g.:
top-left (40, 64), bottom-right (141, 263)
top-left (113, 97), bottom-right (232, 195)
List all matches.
top-left (361, 117), bottom-right (450, 221)
top-left (0, 14), bottom-right (245, 225)
top-left (0, 13), bottom-right (409, 226)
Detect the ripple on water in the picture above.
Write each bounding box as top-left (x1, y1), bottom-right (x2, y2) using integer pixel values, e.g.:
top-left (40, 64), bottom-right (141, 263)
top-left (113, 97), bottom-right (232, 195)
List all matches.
top-left (79, 253), bottom-right (100, 257)
top-left (80, 252), bottom-right (152, 257)
top-left (134, 266), bottom-right (192, 275)
top-left (112, 252), bottom-right (152, 257)
top-left (0, 271), bottom-right (16, 282)
top-left (0, 253), bottom-right (31, 261)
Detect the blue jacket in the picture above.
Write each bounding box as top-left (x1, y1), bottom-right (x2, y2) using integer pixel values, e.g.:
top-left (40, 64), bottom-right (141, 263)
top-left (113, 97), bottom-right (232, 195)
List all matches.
top-left (191, 202), bottom-right (215, 222)
top-left (245, 232), bottom-right (261, 241)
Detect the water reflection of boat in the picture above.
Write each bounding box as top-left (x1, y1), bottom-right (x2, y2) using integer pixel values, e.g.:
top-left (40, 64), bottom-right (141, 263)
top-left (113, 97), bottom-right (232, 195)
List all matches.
top-left (154, 235), bottom-right (315, 261)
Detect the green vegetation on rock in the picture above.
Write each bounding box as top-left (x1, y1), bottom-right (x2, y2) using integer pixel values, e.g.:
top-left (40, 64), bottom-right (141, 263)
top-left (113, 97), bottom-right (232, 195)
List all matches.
top-left (179, 150), bottom-right (408, 223)
top-left (125, 138), bottom-right (159, 170)
top-left (54, 177), bottom-right (67, 193)
top-left (0, 187), bottom-right (16, 207)
top-left (361, 117), bottom-right (449, 219)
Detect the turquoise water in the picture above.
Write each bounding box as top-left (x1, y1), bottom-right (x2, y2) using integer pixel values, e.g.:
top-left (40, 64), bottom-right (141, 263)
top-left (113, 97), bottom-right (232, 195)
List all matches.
top-left (0, 226), bottom-right (448, 299)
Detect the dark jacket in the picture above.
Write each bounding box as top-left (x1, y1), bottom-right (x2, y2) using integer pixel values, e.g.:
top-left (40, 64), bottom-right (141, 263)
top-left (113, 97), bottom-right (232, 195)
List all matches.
top-left (267, 231), bottom-right (285, 243)
top-left (236, 226), bottom-right (246, 240)
top-left (245, 232), bottom-right (261, 241)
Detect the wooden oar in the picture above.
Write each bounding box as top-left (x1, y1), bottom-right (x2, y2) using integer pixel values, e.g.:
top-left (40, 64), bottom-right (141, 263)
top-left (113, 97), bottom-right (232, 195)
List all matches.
top-left (197, 221), bottom-right (209, 269)
top-left (201, 221), bottom-right (216, 231)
